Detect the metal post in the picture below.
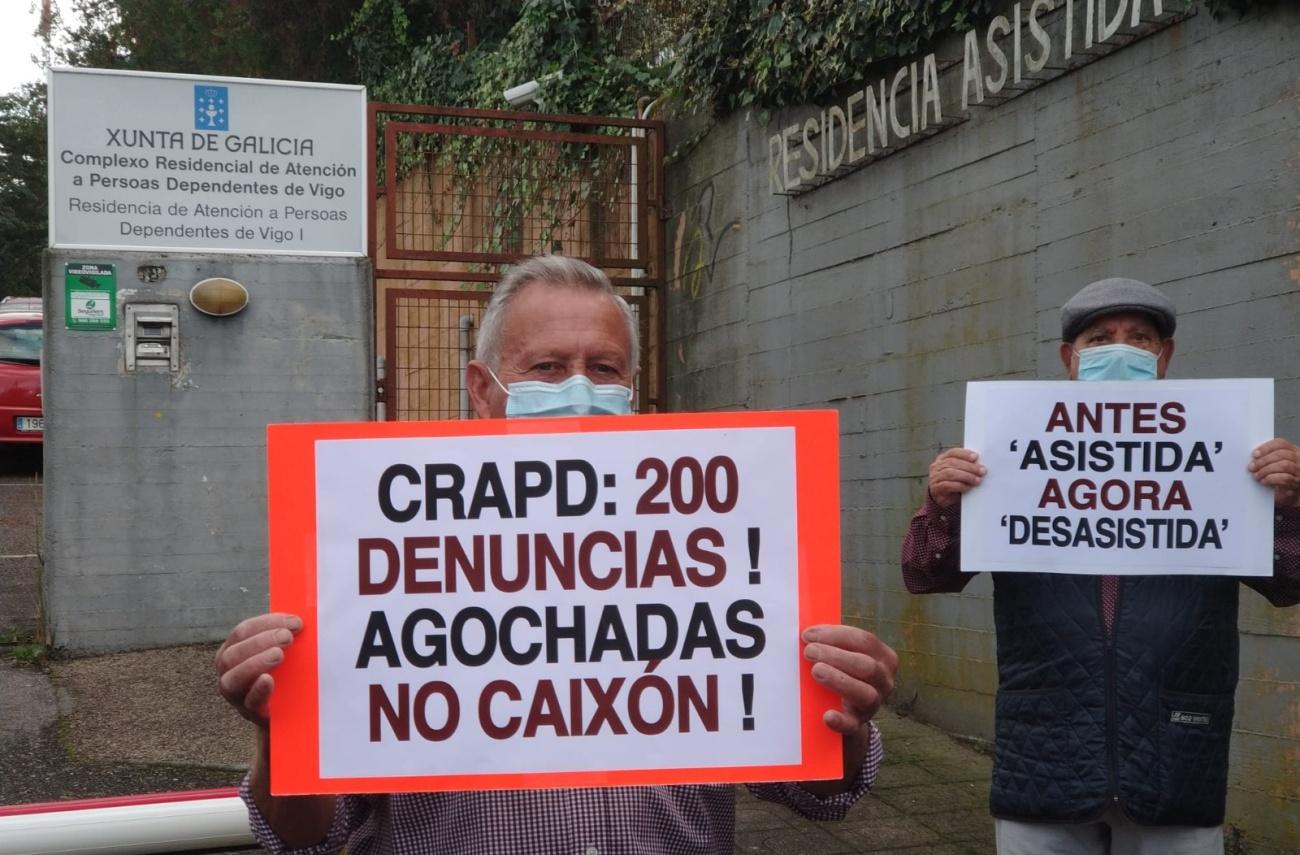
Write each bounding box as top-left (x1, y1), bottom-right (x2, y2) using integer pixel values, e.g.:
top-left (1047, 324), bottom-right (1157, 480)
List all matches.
top-left (459, 315), bottom-right (475, 419)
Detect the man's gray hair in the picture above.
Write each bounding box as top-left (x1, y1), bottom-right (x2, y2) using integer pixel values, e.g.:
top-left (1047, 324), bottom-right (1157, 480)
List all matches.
top-left (475, 255), bottom-right (640, 371)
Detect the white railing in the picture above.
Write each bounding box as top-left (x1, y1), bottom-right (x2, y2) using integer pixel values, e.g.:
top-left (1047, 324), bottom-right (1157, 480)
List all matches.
top-left (0, 788), bottom-right (256, 855)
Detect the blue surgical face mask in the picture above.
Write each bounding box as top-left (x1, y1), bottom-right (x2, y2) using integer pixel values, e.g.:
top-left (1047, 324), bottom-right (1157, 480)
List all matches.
top-left (489, 369), bottom-right (633, 418)
top-left (1075, 343), bottom-right (1160, 381)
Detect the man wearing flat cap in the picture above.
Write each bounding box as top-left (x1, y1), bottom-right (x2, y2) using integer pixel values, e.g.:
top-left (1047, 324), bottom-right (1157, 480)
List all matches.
top-left (901, 277), bottom-right (1300, 855)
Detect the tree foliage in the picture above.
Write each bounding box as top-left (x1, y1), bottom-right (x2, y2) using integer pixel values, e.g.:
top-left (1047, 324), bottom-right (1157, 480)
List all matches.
top-left (54, 0), bottom-right (358, 82)
top-left (0, 0), bottom-right (362, 296)
top-left (0, 83), bottom-right (46, 297)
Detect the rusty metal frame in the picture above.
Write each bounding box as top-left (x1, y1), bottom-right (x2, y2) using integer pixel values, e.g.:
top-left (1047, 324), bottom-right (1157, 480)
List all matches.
top-left (369, 103), bottom-right (667, 422)
top-left (367, 103), bottom-right (667, 272)
top-left (382, 286), bottom-right (488, 422)
top-left (383, 285), bottom-right (657, 420)
top-left (381, 121), bottom-right (649, 268)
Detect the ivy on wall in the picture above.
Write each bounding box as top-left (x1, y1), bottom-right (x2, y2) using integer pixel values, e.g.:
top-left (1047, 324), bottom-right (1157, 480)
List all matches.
top-left (346, 0), bottom-right (676, 118)
top-left (1202, 0), bottom-right (1272, 15)
top-left (349, 0), bottom-right (684, 258)
top-left (347, 0), bottom-right (1276, 120)
top-left (671, 0), bottom-right (997, 115)
top-left (669, 0), bottom-right (1277, 117)
top-left (346, 0), bottom-right (1274, 253)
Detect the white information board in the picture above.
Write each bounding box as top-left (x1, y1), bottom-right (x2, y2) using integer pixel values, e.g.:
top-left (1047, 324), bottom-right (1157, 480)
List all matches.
top-left (48, 68), bottom-right (365, 256)
top-left (961, 380), bottom-right (1275, 576)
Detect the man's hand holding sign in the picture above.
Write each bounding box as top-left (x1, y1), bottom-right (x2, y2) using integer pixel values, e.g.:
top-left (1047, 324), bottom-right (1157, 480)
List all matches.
top-left (901, 277), bottom-right (1300, 852)
top-left (1249, 437), bottom-right (1300, 510)
top-left (218, 256), bottom-right (896, 855)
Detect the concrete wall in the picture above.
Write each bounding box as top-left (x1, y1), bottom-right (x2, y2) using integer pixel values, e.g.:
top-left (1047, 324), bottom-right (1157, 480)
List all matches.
top-left (665, 6), bottom-right (1300, 851)
top-left (43, 251), bottom-right (372, 652)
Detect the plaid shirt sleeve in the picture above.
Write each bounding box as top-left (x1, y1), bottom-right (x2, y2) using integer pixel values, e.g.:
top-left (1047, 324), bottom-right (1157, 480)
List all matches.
top-left (239, 773), bottom-right (360, 855)
top-left (1244, 504), bottom-right (1300, 607)
top-left (900, 492), bottom-right (972, 594)
top-left (744, 721), bottom-right (882, 821)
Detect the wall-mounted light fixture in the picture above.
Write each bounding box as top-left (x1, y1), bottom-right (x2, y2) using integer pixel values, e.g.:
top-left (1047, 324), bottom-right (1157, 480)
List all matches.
top-left (189, 278), bottom-right (249, 317)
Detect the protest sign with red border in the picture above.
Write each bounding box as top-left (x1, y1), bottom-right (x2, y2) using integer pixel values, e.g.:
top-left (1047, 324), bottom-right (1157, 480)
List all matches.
top-left (267, 410), bottom-right (842, 795)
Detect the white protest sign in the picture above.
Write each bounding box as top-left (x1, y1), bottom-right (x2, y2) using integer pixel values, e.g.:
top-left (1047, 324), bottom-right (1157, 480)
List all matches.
top-left (267, 412), bottom-right (842, 794)
top-left (48, 68), bottom-right (365, 255)
top-left (961, 380), bottom-right (1274, 576)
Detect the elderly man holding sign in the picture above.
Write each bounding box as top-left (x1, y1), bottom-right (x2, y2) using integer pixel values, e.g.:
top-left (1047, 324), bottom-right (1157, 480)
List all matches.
top-left (903, 277), bottom-right (1300, 855)
top-left (218, 255), bottom-right (897, 854)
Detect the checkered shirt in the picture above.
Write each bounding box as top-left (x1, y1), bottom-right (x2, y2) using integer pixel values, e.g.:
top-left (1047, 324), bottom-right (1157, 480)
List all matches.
top-left (241, 725), bottom-right (881, 855)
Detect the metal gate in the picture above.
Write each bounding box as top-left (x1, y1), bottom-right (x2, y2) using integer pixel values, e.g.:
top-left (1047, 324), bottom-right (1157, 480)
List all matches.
top-left (368, 104), bottom-right (666, 420)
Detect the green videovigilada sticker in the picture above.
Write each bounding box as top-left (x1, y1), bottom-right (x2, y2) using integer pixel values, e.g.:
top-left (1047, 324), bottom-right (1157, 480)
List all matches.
top-left (65, 262), bottom-right (117, 330)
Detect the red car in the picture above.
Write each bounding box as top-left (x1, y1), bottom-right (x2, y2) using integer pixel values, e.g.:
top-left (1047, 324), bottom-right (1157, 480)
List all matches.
top-left (0, 298), bottom-right (43, 444)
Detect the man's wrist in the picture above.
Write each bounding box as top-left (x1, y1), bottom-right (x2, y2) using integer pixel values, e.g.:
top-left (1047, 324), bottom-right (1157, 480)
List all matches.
top-left (797, 724), bottom-right (873, 798)
top-left (923, 490), bottom-right (961, 522)
top-left (249, 726), bottom-right (272, 807)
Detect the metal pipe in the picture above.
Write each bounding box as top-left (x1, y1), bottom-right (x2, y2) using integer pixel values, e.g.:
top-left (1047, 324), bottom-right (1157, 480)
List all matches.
top-left (0, 790), bottom-right (255, 855)
top-left (628, 97), bottom-right (657, 278)
top-left (630, 131), bottom-right (640, 274)
top-left (629, 96), bottom-right (657, 282)
top-left (459, 315), bottom-right (475, 419)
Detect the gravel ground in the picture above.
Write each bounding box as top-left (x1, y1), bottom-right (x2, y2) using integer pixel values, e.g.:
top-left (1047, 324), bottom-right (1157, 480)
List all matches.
top-left (56, 643), bottom-right (252, 769)
top-left (0, 645), bottom-right (249, 807)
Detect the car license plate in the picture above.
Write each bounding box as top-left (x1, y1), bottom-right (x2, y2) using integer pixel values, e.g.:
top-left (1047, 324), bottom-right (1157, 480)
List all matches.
top-left (16, 417), bottom-right (43, 432)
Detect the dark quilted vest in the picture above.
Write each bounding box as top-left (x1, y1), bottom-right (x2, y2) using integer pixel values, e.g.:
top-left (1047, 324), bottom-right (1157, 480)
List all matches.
top-left (989, 573), bottom-right (1238, 826)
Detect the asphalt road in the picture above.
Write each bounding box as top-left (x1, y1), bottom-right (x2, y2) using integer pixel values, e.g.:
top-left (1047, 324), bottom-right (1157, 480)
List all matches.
top-left (0, 444), bottom-right (42, 640)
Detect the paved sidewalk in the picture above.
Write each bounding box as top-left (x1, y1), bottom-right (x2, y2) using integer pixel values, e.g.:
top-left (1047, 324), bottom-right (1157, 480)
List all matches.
top-left (735, 710), bottom-right (995, 855)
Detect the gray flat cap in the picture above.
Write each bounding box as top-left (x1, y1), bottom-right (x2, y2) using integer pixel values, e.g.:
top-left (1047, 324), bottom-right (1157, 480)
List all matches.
top-left (1060, 277), bottom-right (1176, 341)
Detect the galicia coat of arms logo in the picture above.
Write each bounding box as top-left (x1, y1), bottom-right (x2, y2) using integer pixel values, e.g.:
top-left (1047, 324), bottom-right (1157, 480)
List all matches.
top-left (194, 86), bottom-right (229, 131)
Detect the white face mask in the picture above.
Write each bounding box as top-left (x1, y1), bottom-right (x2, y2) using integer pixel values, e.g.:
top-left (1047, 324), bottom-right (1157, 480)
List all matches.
top-left (488, 369), bottom-right (633, 418)
top-left (1074, 343), bottom-right (1160, 381)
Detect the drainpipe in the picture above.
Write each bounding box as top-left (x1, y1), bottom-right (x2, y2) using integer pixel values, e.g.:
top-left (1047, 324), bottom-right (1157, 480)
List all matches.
top-left (629, 95), bottom-right (657, 281)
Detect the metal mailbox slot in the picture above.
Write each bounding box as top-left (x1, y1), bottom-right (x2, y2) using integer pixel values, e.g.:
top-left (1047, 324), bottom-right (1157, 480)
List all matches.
top-left (125, 303), bottom-right (180, 372)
